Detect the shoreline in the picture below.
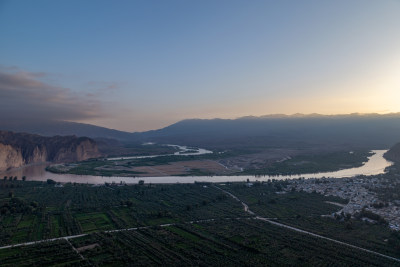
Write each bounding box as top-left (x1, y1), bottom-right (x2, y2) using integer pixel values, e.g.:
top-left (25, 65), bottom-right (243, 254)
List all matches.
top-left (1, 150), bottom-right (392, 185)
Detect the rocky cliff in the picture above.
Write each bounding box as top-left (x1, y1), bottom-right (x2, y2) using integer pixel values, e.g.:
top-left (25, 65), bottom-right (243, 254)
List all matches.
top-left (0, 131), bottom-right (101, 172)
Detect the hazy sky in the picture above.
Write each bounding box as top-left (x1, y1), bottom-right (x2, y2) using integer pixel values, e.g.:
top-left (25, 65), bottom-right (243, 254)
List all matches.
top-left (1, 0), bottom-right (400, 131)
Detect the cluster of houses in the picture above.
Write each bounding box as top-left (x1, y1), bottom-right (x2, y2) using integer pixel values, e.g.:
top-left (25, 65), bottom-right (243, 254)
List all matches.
top-left (285, 176), bottom-right (400, 230)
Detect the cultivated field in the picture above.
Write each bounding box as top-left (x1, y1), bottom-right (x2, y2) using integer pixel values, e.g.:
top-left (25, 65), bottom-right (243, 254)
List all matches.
top-left (2, 179), bottom-right (400, 266)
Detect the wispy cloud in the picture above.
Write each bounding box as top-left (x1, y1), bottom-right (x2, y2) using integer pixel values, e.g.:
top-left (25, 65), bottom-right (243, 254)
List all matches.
top-left (85, 81), bottom-right (121, 95)
top-left (0, 69), bottom-right (103, 121)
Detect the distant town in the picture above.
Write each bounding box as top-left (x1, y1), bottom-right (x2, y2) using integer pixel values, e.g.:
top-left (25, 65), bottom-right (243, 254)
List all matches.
top-left (284, 173), bottom-right (400, 230)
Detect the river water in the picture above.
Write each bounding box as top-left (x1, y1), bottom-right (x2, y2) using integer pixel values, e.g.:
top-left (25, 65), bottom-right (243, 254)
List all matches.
top-left (0, 150), bottom-right (393, 184)
top-left (106, 144), bottom-right (213, 161)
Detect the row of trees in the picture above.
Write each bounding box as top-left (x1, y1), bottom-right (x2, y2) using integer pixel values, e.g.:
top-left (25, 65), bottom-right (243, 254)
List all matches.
top-left (3, 176), bottom-right (26, 181)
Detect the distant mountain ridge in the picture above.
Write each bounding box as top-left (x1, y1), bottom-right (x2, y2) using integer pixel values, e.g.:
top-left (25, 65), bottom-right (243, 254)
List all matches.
top-left (0, 131), bottom-right (101, 172)
top-left (135, 113), bottom-right (400, 149)
top-left (238, 112), bottom-right (400, 119)
top-left (2, 113), bottom-right (400, 149)
top-left (0, 120), bottom-right (133, 141)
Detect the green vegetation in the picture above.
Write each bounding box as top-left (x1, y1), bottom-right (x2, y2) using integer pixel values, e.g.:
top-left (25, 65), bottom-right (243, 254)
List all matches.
top-left (46, 150), bottom-right (232, 176)
top-left (1, 179), bottom-right (400, 266)
top-left (1, 219), bottom-right (398, 266)
top-left (222, 182), bottom-right (400, 258)
top-left (0, 180), bottom-right (245, 246)
top-left (222, 182), bottom-right (348, 218)
top-left (274, 216), bottom-right (399, 257)
top-left (99, 143), bottom-right (179, 158)
top-left (47, 149), bottom-right (372, 178)
top-left (242, 150), bottom-right (373, 175)
top-left (46, 160), bottom-right (144, 176)
top-left (0, 240), bottom-right (89, 266)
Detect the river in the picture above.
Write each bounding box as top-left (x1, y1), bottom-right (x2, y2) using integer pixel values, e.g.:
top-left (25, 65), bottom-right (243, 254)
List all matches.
top-left (106, 144), bottom-right (213, 161)
top-left (0, 150), bottom-right (393, 184)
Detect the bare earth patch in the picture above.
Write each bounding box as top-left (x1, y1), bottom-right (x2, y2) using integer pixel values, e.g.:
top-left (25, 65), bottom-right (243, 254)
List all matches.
top-left (76, 243), bottom-right (100, 252)
top-left (131, 160), bottom-right (236, 176)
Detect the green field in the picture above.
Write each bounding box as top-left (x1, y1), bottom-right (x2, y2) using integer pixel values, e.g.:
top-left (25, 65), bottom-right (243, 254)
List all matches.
top-left (1, 179), bottom-right (400, 266)
top-left (0, 180), bottom-right (246, 245)
top-left (1, 219), bottom-right (398, 266)
top-left (241, 150), bottom-right (373, 175)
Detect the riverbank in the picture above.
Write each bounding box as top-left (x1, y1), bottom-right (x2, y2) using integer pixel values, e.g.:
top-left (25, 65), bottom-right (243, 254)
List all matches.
top-left (0, 150), bottom-right (393, 185)
top-left (46, 148), bottom-right (376, 178)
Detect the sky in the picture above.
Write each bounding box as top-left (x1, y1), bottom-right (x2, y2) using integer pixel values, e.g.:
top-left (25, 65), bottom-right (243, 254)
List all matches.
top-left (1, 0), bottom-right (400, 132)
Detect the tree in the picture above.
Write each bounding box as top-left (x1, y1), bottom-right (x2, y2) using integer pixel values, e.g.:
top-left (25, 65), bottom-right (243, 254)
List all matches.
top-left (138, 180), bottom-right (144, 185)
top-left (22, 176), bottom-right (26, 181)
top-left (0, 207), bottom-right (8, 215)
top-left (47, 179), bottom-right (56, 185)
top-left (126, 200), bottom-right (133, 207)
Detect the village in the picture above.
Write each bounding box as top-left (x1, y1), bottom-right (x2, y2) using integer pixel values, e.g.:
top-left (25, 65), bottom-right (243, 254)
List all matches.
top-left (284, 174), bottom-right (400, 230)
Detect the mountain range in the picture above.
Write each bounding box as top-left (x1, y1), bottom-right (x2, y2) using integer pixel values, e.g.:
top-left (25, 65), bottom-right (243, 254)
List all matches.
top-left (1, 113), bottom-right (400, 150)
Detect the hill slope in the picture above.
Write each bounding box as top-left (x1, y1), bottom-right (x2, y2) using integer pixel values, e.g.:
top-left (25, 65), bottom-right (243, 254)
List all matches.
top-left (0, 120), bottom-right (133, 141)
top-left (384, 142), bottom-right (400, 163)
top-left (136, 114), bottom-right (400, 149)
top-left (2, 114), bottom-right (400, 150)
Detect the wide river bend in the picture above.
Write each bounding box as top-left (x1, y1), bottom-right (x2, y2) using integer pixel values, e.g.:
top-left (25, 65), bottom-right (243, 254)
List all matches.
top-left (0, 150), bottom-right (393, 184)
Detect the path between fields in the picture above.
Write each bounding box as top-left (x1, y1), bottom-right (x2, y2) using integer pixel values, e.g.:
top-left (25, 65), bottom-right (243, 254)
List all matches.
top-left (324, 201), bottom-right (346, 207)
top-left (2, 187), bottom-right (400, 264)
top-left (212, 185), bottom-right (400, 263)
top-left (0, 217), bottom-right (246, 250)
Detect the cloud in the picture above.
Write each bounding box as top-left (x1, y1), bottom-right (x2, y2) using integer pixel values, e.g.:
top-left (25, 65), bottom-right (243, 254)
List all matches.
top-left (86, 81), bottom-right (120, 94)
top-left (0, 69), bottom-right (103, 122)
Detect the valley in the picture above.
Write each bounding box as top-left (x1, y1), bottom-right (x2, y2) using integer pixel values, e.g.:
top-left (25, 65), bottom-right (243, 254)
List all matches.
top-left (2, 1), bottom-right (400, 265)
top-left (0, 131), bottom-right (399, 266)
top-left (45, 142), bottom-right (377, 178)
